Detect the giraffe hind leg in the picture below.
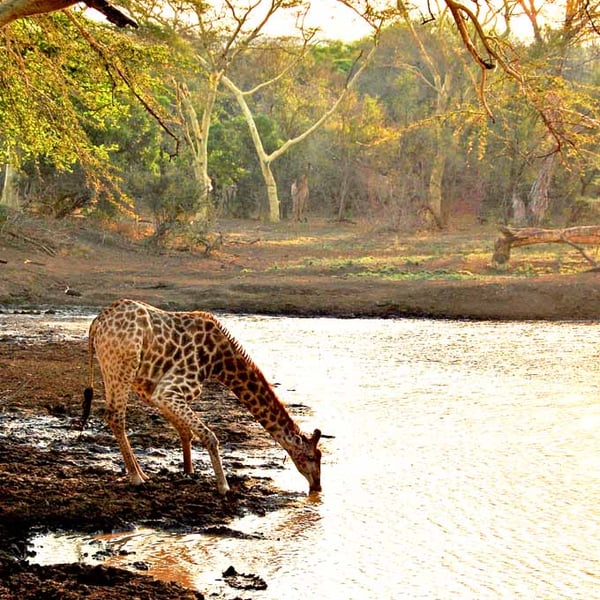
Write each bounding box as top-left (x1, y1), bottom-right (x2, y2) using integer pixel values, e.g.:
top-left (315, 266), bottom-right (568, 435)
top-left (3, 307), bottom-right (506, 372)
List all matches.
top-left (104, 391), bottom-right (149, 485)
top-left (93, 323), bottom-right (148, 485)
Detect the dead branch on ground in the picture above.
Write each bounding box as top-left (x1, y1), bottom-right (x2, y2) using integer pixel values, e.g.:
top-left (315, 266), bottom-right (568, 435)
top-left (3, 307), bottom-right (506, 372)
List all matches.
top-left (492, 225), bottom-right (600, 268)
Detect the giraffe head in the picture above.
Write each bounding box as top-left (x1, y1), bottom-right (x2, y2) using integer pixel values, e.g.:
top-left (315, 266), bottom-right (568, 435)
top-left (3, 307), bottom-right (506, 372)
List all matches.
top-left (289, 429), bottom-right (322, 493)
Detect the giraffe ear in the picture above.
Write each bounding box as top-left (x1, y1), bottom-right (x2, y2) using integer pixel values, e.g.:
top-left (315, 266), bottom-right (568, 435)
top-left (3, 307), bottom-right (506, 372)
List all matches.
top-left (311, 428), bottom-right (322, 446)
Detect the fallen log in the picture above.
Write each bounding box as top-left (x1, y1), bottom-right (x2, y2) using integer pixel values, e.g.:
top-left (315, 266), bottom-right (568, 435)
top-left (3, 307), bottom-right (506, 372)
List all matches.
top-left (6, 230), bottom-right (56, 256)
top-left (492, 225), bottom-right (600, 267)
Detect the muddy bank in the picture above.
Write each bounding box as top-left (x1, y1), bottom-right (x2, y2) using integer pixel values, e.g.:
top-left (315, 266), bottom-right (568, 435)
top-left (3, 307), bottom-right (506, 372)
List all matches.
top-left (3, 275), bottom-right (600, 321)
top-left (0, 340), bottom-right (305, 599)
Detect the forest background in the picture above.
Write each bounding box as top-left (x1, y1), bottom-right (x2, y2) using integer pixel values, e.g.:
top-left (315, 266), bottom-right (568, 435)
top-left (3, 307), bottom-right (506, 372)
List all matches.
top-left (0, 0), bottom-right (599, 248)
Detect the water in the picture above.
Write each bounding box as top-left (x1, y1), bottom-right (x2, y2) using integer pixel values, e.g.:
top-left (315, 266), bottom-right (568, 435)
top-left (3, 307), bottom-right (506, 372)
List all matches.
top-left (13, 313), bottom-right (600, 599)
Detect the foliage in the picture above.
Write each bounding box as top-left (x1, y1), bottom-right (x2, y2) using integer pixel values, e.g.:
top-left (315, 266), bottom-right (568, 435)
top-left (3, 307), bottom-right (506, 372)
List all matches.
top-left (0, 10), bottom-right (175, 215)
top-left (1, 2), bottom-right (600, 233)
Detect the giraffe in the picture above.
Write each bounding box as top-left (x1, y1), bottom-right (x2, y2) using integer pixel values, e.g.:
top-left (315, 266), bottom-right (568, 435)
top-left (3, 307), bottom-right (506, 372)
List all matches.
top-left (81, 298), bottom-right (322, 495)
top-left (291, 173), bottom-right (309, 221)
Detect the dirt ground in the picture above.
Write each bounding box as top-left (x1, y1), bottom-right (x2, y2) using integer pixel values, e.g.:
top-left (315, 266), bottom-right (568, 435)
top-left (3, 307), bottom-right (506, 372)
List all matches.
top-left (1, 215), bottom-right (599, 598)
top-left (1, 215), bottom-right (600, 320)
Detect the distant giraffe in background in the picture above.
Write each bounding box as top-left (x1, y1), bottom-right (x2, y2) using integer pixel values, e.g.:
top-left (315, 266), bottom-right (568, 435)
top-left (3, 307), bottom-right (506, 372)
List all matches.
top-left (82, 298), bottom-right (322, 495)
top-left (291, 172), bottom-right (309, 221)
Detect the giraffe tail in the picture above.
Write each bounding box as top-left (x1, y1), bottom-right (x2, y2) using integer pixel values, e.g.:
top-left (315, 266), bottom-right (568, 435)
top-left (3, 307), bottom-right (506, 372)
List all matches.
top-left (81, 318), bottom-right (97, 431)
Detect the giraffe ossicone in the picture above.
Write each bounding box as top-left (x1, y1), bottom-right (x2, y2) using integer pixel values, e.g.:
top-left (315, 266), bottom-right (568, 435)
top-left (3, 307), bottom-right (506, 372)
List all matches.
top-left (82, 298), bottom-right (322, 494)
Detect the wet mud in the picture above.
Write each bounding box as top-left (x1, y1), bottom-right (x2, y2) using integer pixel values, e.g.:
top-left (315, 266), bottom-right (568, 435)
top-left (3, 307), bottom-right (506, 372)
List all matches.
top-left (0, 338), bottom-right (303, 599)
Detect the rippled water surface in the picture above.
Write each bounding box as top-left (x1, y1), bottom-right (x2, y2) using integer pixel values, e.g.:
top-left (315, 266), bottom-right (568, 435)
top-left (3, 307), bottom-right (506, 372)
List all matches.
top-left (14, 313), bottom-right (600, 599)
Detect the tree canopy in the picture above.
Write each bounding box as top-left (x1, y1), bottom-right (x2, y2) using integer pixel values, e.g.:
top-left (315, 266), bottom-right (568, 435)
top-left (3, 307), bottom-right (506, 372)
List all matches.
top-left (1, 0), bottom-right (599, 231)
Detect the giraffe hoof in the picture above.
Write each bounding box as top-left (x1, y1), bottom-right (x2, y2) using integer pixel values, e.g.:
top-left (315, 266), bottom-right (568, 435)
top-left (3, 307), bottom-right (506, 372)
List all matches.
top-left (217, 482), bottom-right (231, 496)
top-left (129, 472), bottom-right (149, 485)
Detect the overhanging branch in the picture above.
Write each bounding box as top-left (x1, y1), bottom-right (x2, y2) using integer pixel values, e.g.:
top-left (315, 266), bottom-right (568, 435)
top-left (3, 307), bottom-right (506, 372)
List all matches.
top-left (0, 0), bottom-right (137, 29)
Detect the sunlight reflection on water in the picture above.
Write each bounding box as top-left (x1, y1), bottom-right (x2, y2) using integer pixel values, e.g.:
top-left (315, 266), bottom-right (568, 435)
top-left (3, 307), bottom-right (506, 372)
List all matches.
top-left (18, 313), bottom-right (600, 599)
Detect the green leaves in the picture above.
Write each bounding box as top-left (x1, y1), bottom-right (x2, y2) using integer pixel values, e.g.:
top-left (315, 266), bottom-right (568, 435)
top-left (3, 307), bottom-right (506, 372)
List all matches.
top-left (0, 10), bottom-right (173, 213)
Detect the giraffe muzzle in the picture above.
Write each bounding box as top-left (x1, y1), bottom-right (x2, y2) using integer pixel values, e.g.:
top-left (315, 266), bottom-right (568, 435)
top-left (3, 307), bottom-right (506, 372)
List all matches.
top-left (309, 480), bottom-right (322, 493)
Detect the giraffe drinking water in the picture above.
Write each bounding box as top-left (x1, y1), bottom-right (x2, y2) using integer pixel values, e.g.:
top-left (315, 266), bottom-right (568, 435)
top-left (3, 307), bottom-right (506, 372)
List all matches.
top-left (82, 298), bottom-right (322, 494)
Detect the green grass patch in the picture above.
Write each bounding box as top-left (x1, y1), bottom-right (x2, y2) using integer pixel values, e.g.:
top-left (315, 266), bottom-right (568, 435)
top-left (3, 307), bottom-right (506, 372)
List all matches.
top-left (347, 267), bottom-right (477, 281)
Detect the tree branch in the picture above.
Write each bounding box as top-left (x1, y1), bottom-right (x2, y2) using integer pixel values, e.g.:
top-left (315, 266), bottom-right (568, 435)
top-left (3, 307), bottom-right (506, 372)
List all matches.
top-left (444, 0), bottom-right (496, 70)
top-left (560, 233), bottom-right (599, 267)
top-left (84, 0), bottom-right (137, 28)
top-left (492, 225), bottom-right (600, 267)
top-left (267, 39), bottom-right (379, 163)
top-left (65, 11), bottom-right (177, 152)
top-left (0, 0), bottom-right (137, 28)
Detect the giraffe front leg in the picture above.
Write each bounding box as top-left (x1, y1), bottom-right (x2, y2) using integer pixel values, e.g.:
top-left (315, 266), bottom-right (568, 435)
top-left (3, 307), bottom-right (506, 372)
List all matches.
top-left (152, 387), bottom-right (230, 495)
top-left (180, 430), bottom-right (194, 475)
top-left (185, 416), bottom-right (229, 494)
top-left (204, 436), bottom-right (230, 495)
top-left (175, 413), bottom-right (230, 494)
top-left (173, 422), bottom-right (229, 493)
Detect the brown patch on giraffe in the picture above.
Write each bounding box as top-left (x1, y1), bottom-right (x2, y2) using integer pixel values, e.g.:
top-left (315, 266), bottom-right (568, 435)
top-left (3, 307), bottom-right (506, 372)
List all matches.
top-left (133, 379), bottom-right (155, 399)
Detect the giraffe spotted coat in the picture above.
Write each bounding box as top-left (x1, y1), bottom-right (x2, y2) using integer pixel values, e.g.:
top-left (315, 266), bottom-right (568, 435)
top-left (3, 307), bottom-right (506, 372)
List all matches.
top-left (83, 298), bottom-right (322, 494)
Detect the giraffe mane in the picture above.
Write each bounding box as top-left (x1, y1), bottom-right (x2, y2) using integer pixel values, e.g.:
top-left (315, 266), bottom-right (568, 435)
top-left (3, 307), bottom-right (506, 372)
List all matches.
top-left (199, 312), bottom-right (276, 389)
top-left (200, 312), bottom-right (302, 434)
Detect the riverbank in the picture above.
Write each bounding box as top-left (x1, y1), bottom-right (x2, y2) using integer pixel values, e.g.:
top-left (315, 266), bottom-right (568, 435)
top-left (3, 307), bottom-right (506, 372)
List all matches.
top-left (0, 339), bottom-right (306, 599)
top-left (1, 215), bottom-right (599, 320)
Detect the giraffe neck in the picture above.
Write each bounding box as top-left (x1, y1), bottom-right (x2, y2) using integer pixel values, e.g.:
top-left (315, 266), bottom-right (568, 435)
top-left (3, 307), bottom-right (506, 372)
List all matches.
top-left (214, 357), bottom-right (301, 451)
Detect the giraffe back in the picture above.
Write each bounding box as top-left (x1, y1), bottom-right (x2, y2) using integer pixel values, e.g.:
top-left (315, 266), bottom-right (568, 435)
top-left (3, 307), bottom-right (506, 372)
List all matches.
top-left (91, 299), bottom-right (230, 397)
top-left (90, 299), bottom-right (278, 406)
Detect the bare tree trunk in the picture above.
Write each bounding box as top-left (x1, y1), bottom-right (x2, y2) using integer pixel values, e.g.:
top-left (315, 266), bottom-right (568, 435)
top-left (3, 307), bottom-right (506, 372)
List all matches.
top-left (528, 153), bottom-right (557, 226)
top-left (177, 81), bottom-right (216, 226)
top-left (261, 161), bottom-right (280, 223)
top-left (1, 163), bottom-right (18, 208)
top-left (511, 189), bottom-right (527, 226)
top-left (428, 144), bottom-right (445, 227)
top-left (337, 162), bottom-right (350, 221)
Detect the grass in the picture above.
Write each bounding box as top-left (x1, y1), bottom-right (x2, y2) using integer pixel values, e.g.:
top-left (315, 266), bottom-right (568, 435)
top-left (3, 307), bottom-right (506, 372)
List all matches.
top-left (349, 267), bottom-right (477, 281)
top-left (257, 219), bottom-right (597, 282)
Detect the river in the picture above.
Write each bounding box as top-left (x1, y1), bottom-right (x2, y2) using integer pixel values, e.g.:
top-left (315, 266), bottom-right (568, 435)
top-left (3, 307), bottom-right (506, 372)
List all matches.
top-left (13, 312), bottom-right (600, 599)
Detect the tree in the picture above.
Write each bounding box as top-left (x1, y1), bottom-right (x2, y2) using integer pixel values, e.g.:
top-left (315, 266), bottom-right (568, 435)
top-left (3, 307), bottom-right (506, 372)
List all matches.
top-left (219, 37), bottom-right (379, 222)
top-left (392, 6), bottom-right (477, 227)
top-left (352, 1), bottom-right (600, 227)
top-left (0, 6), bottom-right (173, 213)
top-left (126, 0), bottom-right (312, 226)
top-left (478, 3), bottom-right (600, 225)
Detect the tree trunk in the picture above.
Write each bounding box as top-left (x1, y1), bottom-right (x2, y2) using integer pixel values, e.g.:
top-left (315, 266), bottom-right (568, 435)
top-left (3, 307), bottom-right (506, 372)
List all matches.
top-left (178, 81), bottom-right (216, 226)
top-left (261, 161), bottom-right (280, 222)
top-left (492, 225), bottom-right (600, 267)
top-left (428, 146), bottom-right (445, 227)
top-left (1, 163), bottom-right (18, 208)
top-left (337, 161), bottom-right (350, 221)
top-left (527, 153), bottom-right (557, 226)
top-left (511, 189), bottom-right (527, 226)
